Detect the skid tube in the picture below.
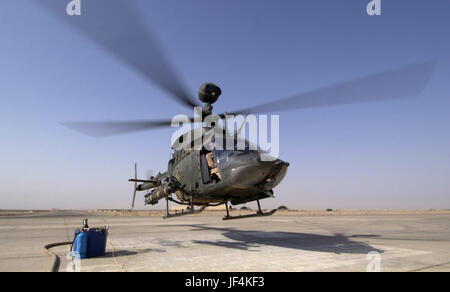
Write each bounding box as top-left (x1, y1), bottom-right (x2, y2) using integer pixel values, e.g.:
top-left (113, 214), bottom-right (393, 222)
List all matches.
top-left (162, 195), bottom-right (207, 219)
top-left (223, 200), bottom-right (279, 220)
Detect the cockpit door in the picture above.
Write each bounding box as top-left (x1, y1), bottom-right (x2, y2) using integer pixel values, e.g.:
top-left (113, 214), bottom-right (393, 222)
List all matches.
top-left (200, 153), bottom-right (211, 184)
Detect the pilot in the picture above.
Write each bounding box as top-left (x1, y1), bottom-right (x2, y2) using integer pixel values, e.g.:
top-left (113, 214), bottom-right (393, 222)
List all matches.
top-left (205, 152), bottom-right (221, 181)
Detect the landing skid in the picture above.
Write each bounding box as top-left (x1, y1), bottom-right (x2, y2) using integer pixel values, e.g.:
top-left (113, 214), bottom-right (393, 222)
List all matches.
top-left (222, 200), bottom-right (278, 220)
top-left (162, 195), bottom-right (206, 219)
top-left (223, 208), bottom-right (278, 220)
top-left (163, 205), bottom-right (206, 219)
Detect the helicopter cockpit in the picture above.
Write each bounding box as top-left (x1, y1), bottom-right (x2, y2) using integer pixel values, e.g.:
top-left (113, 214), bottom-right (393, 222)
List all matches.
top-left (213, 142), bottom-right (260, 165)
top-left (200, 135), bottom-right (260, 184)
top-left (202, 133), bottom-right (288, 191)
top-left (206, 134), bottom-right (259, 163)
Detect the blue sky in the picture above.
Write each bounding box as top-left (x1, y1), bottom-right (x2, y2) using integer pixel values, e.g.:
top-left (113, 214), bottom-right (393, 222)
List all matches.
top-left (0, 0), bottom-right (449, 210)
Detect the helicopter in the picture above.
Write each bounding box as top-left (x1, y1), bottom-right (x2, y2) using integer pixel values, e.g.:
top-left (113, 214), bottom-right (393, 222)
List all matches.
top-left (125, 82), bottom-right (291, 220)
top-left (40, 1), bottom-right (435, 220)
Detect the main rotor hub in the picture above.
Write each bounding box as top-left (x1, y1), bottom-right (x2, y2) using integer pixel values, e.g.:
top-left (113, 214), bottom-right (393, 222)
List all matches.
top-left (198, 82), bottom-right (221, 104)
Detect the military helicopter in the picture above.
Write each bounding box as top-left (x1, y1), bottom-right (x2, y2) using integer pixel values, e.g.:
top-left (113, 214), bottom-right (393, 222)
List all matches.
top-left (41, 1), bottom-right (435, 219)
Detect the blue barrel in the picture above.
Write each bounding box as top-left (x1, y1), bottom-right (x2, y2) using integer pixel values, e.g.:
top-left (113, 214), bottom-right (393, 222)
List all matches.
top-left (86, 228), bottom-right (108, 258)
top-left (73, 231), bottom-right (88, 259)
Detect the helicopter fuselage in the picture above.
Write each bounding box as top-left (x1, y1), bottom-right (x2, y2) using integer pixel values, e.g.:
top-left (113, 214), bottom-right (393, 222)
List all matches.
top-left (168, 146), bottom-right (289, 206)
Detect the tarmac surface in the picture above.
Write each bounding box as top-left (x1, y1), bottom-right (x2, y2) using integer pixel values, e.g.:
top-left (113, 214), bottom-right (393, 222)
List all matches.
top-left (0, 210), bottom-right (449, 272)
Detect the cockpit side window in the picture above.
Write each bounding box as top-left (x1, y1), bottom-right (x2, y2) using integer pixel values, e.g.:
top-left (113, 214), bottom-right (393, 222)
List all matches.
top-left (200, 151), bottom-right (211, 184)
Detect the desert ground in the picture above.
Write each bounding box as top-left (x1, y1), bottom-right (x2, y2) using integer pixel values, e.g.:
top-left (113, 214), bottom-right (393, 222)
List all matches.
top-left (0, 209), bottom-right (449, 272)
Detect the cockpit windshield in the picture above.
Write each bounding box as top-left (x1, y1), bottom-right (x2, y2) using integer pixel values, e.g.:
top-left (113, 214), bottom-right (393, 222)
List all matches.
top-left (211, 136), bottom-right (260, 166)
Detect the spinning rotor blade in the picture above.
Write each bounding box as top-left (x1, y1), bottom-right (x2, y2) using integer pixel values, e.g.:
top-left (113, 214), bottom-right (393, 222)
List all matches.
top-left (219, 61), bottom-right (436, 116)
top-left (62, 116), bottom-right (195, 137)
top-left (62, 119), bottom-right (173, 138)
top-left (63, 61), bottom-right (435, 138)
top-left (39, 0), bottom-right (198, 108)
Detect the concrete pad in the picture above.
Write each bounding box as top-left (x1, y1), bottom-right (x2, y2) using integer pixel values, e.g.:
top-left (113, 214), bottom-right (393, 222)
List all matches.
top-left (0, 211), bottom-right (449, 272)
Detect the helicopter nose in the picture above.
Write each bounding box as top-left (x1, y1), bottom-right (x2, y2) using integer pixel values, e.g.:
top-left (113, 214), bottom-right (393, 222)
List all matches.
top-left (229, 158), bottom-right (288, 190)
top-left (259, 159), bottom-right (289, 190)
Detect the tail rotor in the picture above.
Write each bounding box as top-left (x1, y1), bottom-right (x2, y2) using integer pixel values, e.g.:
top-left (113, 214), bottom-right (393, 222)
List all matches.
top-left (131, 163), bottom-right (137, 210)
